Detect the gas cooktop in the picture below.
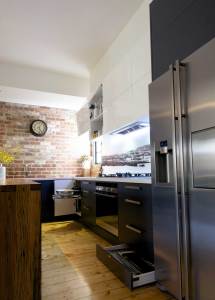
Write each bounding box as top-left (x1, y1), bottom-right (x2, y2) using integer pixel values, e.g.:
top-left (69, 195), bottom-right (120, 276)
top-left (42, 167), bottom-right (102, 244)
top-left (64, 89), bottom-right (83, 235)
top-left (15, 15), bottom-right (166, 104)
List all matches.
top-left (100, 173), bottom-right (151, 178)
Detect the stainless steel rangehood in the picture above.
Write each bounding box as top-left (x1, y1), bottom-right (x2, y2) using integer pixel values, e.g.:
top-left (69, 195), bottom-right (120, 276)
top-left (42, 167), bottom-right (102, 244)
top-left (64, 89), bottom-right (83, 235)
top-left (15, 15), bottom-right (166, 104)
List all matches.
top-left (111, 121), bottom-right (149, 135)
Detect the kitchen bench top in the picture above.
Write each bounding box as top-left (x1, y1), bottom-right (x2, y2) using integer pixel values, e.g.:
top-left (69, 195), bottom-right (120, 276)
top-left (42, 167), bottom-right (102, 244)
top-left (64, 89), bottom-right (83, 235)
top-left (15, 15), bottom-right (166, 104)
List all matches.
top-left (19, 177), bottom-right (74, 181)
top-left (74, 176), bottom-right (151, 184)
top-left (0, 178), bottom-right (40, 191)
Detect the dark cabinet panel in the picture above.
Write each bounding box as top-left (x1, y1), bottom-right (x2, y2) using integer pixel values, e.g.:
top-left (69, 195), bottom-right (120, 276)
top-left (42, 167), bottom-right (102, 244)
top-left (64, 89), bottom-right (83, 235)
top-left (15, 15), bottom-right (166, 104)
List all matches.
top-left (150, 0), bottom-right (215, 79)
top-left (81, 181), bottom-right (96, 227)
top-left (118, 183), bottom-right (153, 262)
top-left (37, 180), bottom-right (54, 222)
top-left (81, 181), bottom-right (96, 192)
top-left (150, 0), bottom-right (194, 36)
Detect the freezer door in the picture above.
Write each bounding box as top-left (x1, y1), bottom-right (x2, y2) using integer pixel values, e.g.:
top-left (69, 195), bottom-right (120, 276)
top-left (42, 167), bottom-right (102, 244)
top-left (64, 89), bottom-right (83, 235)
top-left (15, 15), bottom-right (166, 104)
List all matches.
top-left (180, 37), bottom-right (215, 300)
top-left (149, 69), bottom-right (182, 299)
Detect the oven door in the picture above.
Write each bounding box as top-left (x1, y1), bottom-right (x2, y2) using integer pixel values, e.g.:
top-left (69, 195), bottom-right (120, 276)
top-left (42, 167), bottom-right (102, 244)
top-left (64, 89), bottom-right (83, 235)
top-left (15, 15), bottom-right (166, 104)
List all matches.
top-left (95, 190), bottom-right (118, 237)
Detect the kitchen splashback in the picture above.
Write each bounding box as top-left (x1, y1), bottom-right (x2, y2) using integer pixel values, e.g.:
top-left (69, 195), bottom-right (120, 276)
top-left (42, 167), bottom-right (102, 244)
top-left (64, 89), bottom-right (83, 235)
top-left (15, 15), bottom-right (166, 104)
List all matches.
top-left (101, 126), bottom-right (151, 175)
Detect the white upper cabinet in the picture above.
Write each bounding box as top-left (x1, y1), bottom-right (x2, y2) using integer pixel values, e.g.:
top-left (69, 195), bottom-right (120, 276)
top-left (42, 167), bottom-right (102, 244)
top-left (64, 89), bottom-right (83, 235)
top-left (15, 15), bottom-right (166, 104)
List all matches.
top-left (90, 1), bottom-right (151, 134)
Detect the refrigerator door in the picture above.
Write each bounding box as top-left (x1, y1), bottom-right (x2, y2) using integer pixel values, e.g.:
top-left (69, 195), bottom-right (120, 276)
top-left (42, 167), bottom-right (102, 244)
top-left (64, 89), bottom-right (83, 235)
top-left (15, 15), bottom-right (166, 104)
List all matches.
top-left (180, 37), bottom-right (215, 300)
top-left (149, 69), bottom-right (182, 299)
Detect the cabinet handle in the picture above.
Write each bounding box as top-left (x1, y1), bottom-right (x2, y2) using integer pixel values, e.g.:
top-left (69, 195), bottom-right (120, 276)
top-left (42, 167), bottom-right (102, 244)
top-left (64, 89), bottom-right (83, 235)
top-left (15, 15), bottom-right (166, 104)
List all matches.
top-left (82, 205), bottom-right (90, 211)
top-left (124, 185), bottom-right (140, 190)
top-left (83, 190), bottom-right (89, 194)
top-left (125, 224), bottom-right (142, 235)
top-left (95, 192), bottom-right (117, 198)
top-left (124, 199), bottom-right (142, 206)
top-left (82, 181), bottom-right (90, 185)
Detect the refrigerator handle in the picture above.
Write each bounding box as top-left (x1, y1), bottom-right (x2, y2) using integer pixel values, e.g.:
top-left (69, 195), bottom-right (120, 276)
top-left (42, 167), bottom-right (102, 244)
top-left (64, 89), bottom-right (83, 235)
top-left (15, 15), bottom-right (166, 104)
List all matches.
top-left (169, 64), bottom-right (184, 300)
top-left (175, 61), bottom-right (190, 300)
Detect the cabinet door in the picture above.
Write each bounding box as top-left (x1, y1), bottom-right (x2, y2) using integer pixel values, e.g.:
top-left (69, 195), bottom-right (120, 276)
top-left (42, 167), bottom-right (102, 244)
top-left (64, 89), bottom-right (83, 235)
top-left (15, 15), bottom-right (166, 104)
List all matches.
top-left (150, 0), bottom-right (215, 80)
top-left (37, 180), bottom-right (54, 222)
top-left (81, 182), bottom-right (96, 226)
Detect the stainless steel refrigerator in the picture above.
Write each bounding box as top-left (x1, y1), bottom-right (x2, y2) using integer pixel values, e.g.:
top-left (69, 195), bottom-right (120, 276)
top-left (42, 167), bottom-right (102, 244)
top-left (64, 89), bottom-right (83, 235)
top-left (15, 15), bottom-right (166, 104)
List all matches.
top-left (149, 37), bottom-right (215, 300)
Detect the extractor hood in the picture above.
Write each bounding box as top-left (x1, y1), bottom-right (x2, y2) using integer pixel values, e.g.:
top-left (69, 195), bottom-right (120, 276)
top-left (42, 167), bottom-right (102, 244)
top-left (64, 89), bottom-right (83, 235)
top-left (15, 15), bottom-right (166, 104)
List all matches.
top-left (111, 121), bottom-right (149, 135)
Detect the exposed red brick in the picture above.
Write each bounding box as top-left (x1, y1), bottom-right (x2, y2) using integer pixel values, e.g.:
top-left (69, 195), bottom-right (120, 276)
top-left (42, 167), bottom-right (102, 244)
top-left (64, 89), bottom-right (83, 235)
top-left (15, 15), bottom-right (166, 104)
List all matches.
top-left (0, 101), bottom-right (83, 178)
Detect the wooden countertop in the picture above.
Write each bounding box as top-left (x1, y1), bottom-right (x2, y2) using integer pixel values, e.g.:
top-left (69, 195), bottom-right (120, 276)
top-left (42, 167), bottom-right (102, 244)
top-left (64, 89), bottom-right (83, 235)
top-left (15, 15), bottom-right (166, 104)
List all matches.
top-left (0, 178), bottom-right (40, 191)
top-left (0, 178), bottom-right (41, 299)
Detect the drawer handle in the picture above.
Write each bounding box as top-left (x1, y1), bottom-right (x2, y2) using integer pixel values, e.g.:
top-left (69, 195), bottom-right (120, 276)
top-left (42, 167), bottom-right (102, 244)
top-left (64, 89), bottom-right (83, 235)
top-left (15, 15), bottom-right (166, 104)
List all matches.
top-left (124, 185), bottom-right (140, 190)
top-left (125, 224), bottom-right (142, 235)
top-left (83, 181), bottom-right (90, 185)
top-left (124, 199), bottom-right (142, 206)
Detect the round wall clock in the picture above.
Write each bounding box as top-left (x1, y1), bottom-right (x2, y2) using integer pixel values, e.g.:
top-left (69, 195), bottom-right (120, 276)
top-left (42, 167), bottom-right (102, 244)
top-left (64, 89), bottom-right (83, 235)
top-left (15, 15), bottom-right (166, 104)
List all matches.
top-left (30, 120), bottom-right (48, 137)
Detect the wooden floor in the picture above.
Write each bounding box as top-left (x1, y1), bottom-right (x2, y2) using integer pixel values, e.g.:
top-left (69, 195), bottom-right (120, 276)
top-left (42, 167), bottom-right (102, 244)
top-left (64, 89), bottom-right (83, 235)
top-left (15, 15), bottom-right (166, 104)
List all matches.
top-left (42, 221), bottom-right (174, 300)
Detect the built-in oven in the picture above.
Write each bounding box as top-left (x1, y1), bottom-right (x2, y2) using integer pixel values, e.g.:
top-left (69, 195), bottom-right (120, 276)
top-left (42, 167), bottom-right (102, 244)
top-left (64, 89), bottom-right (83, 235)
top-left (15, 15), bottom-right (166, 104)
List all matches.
top-left (95, 182), bottom-right (118, 237)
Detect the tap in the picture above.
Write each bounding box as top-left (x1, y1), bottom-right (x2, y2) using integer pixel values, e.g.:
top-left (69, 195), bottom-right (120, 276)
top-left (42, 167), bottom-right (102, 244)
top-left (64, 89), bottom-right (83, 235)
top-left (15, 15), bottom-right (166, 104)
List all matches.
top-left (24, 164), bottom-right (31, 177)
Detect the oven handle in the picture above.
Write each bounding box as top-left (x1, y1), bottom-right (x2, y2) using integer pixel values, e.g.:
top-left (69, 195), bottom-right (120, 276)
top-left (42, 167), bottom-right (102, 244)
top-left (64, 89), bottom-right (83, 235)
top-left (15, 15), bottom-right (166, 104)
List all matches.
top-left (95, 192), bottom-right (117, 198)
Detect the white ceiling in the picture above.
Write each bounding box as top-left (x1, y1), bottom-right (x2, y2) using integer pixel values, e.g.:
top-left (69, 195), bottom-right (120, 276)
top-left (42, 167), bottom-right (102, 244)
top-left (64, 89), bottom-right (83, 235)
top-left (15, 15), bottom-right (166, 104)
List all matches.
top-left (0, 0), bottom-right (144, 78)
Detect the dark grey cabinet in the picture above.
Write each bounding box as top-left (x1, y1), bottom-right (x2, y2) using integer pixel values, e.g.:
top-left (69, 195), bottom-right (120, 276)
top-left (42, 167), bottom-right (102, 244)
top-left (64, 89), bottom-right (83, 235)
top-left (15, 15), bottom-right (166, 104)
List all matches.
top-left (96, 182), bottom-right (155, 290)
top-left (118, 183), bottom-right (153, 263)
top-left (79, 180), bottom-right (154, 262)
top-left (81, 181), bottom-right (96, 227)
top-left (150, 0), bottom-right (215, 80)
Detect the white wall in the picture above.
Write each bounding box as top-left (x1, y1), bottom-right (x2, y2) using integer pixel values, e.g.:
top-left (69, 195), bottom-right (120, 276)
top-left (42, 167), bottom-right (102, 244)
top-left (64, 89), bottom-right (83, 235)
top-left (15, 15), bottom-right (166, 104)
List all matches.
top-left (0, 85), bottom-right (87, 111)
top-left (0, 62), bottom-right (89, 98)
top-left (90, 0), bottom-right (151, 134)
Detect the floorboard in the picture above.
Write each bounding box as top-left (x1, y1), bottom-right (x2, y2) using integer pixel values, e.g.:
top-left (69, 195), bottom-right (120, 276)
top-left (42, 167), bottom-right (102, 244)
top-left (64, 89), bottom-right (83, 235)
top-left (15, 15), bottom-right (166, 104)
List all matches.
top-left (42, 221), bottom-right (174, 300)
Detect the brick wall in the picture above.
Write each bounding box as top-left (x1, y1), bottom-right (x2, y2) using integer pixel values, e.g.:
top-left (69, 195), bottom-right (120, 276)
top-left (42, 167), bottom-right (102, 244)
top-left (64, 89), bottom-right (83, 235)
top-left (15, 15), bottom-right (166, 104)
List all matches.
top-left (0, 101), bottom-right (82, 178)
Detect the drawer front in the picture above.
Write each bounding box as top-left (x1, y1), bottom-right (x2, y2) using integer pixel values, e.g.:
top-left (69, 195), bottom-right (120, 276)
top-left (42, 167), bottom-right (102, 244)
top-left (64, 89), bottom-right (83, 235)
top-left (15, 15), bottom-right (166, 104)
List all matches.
top-left (118, 183), bottom-right (151, 199)
top-left (118, 195), bottom-right (147, 230)
top-left (118, 184), bottom-right (152, 246)
top-left (96, 244), bottom-right (155, 290)
top-left (119, 220), bottom-right (145, 245)
top-left (119, 220), bottom-right (154, 262)
top-left (118, 184), bottom-right (151, 221)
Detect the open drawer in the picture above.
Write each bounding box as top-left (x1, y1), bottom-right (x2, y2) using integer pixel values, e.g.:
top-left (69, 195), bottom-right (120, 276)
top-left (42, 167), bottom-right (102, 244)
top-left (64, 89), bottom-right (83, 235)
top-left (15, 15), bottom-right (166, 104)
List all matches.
top-left (96, 244), bottom-right (155, 290)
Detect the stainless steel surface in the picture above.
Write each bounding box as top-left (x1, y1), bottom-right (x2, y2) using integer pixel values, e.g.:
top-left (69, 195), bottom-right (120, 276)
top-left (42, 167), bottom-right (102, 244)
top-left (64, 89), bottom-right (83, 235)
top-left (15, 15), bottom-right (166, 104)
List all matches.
top-left (150, 37), bottom-right (215, 300)
top-left (149, 68), bottom-right (182, 300)
top-left (125, 224), bottom-right (142, 235)
top-left (166, 153), bottom-right (170, 183)
top-left (53, 179), bottom-right (78, 216)
top-left (192, 127), bottom-right (215, 188)
top-left (182, 37), bottom-right (215, 300)
top-left (174, 61), bottom-right (190, 300)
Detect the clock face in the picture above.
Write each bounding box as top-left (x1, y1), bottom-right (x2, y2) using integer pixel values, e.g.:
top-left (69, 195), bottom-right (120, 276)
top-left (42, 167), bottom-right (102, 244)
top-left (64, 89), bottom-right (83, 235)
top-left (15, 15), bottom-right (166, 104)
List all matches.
top-left (30, 120), bottom-right (47, 137)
